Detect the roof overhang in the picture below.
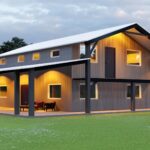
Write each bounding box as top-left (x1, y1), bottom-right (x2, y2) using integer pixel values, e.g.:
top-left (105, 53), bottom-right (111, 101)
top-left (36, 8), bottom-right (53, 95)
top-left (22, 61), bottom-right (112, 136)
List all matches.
top-left (0, 58), bottom-right (89, 74)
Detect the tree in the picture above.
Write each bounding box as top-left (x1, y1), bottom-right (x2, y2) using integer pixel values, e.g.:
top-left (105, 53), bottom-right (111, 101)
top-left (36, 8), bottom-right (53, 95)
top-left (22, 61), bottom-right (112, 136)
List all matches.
top-left (0, 37), bottom-right (28, 53)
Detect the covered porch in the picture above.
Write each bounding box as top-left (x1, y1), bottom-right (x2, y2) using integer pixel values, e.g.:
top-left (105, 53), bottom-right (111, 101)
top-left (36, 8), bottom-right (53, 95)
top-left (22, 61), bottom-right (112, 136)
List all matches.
top-left (0, 58), bottom-right (90, 117)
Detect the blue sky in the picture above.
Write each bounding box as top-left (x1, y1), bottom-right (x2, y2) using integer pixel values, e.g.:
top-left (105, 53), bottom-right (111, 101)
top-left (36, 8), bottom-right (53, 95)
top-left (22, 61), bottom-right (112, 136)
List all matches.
top-left (0, 0), bottom-right (150, 44)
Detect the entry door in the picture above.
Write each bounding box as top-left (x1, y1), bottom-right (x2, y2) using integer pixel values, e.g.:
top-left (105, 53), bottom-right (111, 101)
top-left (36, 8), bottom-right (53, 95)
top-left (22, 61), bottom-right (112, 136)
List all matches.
top-left (105, 47), bottom-right (116, 79)
top-left (21, 85), bottom-right (29, 105)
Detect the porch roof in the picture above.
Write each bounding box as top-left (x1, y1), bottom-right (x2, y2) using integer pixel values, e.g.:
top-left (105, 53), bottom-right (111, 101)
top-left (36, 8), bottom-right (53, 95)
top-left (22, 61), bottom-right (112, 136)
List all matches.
top-left (0, 23), bottom-right (149, 57)
top-left (0, 58), bottom-right (89, 73)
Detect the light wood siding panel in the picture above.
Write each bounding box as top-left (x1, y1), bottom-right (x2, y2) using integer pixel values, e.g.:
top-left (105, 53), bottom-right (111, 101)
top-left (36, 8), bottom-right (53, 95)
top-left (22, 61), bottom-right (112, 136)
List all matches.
top-left (72, 33), bottom-right (150, 79)
top-left (0, 74), bottom-right (14, 108)
top-left (35, 67), bottom-right (72, 111)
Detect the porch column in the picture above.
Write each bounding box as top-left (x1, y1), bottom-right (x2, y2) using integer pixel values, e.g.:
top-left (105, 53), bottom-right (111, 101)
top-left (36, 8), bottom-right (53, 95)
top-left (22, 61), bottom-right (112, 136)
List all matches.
top-left (130, 82), bottom-right (136, 112)
top-left (14, 71), bottom-right (20, 115)
top-left (28, 69), bottom-right (35, 116)
top-left (85, 42), bottom-right (91, 113)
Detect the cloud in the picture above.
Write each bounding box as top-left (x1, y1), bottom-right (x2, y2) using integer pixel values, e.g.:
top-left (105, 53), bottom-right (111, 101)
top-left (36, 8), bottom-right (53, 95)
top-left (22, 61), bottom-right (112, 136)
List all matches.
top-left (0, 0), bottom-right (149, 44)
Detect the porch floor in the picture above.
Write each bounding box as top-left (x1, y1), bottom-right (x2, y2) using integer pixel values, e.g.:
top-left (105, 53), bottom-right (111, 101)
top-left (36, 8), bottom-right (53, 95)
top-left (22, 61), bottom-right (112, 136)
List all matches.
top-left (1, 107), bottom-right (150, 117)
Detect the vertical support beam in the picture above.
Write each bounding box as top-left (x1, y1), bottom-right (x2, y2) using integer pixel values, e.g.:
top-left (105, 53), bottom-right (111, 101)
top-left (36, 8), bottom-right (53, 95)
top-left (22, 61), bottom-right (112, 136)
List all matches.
top-left (14, 71), bottom-right (20, 115)
top-left (130, 82), bottom-right (136, 112)
top-left (28, 69), bottom-right (35, 116)
top-left (85, 42), bottom-right (91, 113)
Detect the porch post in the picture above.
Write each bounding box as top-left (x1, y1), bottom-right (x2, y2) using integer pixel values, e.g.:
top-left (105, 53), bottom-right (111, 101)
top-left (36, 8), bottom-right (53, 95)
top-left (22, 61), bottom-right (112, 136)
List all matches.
top-left (85, 42), bottom-right (91, 113)
top-left (14, 71), bottom-right (20, 115)
top-left (28, 69), bottom-right (35, 116)
top-left (130, 82), bottom-right (136, 112)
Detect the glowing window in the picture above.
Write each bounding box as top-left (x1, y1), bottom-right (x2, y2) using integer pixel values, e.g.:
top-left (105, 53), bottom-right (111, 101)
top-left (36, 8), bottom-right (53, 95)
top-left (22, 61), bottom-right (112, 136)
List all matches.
top-left (32, 53), bottom-right (40, 60)
top-left (127, 50), bottom-right (141, 66)
top-left (18, 55), bottom-right (25, 62)
top-left (0, 58), bottom-right (6, 65)
top-left (80, 83), bottom-right (98, 99)
top-left (48, 84), bottom-right (61, 99)
top-left (0, 86), bottom-right (7, 98)
top-left (127, 84), bottom-right (142, 99)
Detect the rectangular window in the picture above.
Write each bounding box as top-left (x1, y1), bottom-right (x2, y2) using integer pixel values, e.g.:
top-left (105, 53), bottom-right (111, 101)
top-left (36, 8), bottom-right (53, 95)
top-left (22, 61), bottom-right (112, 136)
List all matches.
top-left (127, 49), bottom-right (141, 66)
top-left (127, 84), bottom-right (142, 99)
top-left (50, 50), bottom-right (60, 58)
top-left (80, 43), bottom-right (98, 63)
top-left (80, 83), bottom-right (98, 99)
top-left (0, 86), bottom-right (7, 98)
top-left (18, 55), bottom-right (25, 62)
top-left (48, 84), bottom-right (61, 99)
top-left (32, 52), bottom-right (40, 60)
top-left (0, 58), bottom-right (6, 65)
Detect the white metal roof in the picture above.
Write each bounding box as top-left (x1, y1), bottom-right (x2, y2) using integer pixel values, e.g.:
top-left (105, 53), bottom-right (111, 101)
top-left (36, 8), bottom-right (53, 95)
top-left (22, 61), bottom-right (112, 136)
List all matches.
top-left (0, 58), bottom-right (89, 72)
top-left (0, 23), bottom-right (140, 57)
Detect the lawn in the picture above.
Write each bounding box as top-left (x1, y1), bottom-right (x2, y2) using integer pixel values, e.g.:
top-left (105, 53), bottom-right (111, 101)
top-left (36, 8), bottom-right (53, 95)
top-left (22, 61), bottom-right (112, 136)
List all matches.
top-left (0, 112), bottom-right (150, 150)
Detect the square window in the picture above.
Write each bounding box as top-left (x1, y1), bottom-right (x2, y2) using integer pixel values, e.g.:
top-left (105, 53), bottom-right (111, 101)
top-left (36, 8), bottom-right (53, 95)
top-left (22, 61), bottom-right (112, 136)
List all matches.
top-left (32, 53), bottom-right (40, 60)
top-left (127, 49), bottom-right (141, 66)
top-left (0, 58), bottom-right (6, 65)
top-left (18, 55), bottom-right (25, 62)
top-left (0, 86), bottom-right (7, 98)
top-left (127, 84), bottom-right (142, 99)
top-left (80, 83), bottom-right (98, 99)
top-left (50, 50), bottom-right (60, 58)
top-left (48, 84), bottom-right (61, 99)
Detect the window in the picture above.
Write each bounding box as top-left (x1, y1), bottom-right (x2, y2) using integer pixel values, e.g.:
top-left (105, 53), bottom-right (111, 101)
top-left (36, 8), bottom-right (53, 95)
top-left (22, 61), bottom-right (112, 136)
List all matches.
top-left (127, 49), bottom-right (141, 66)
top-left (48, 84), bottom-right (61, 99)
top-left (0, 86), bottom-right (7, 98)
top-left (80, 83), bottom-right (98, 99)
top-left (50, 50), bottom-right (60, 58)
top-left (90, 44), bottom-right (98, 63)
top-left (32, 53), bottom-right (40, 60)
top-left (80, 43), bottom-right (98, 63)
top-left (0, 58), bottom-right (6, 65)
top-left (127, 84), bottom-right (142, 99)
top-left (18, 55), bottom-right (25, 62)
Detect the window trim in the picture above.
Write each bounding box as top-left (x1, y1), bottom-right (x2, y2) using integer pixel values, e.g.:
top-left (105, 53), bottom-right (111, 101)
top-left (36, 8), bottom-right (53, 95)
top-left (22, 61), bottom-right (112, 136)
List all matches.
top-left (126, 84), bottom-right (142, 99)
top-left (18, 55), bottom-right (25, 63)
top-left (0, 85), bottom-right (8, 98)
top-left (90, 44), bottom-right (98, 63)
top-left (79, 43), bottom-right (98, 63)
top-left (126, 49), bottom-right (142, 67)
top-left (0, 58), bottom-right (6, 65)
top-left (50, 50), bottom-right (60, 58)
top-left (79, 83), bottom-right (98, 100)
top-left (32, 52), bottom-right (40, 61)
top-left (48, 83), bottom-right (62, 100)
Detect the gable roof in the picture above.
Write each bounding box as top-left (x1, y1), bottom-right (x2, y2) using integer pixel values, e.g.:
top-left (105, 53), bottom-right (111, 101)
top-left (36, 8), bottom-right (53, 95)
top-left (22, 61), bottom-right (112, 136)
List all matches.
top-left (0, 23), bottom-right (149, 57)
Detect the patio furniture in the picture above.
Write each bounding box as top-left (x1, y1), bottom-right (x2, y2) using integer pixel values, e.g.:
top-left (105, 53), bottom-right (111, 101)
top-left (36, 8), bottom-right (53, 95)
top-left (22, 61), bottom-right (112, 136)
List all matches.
top-left (44, 102), bottom-right (56, 112)
top-left (34, 101), bottom-right (45, 110)
top-left (20, 105), bottom-right (29, 111)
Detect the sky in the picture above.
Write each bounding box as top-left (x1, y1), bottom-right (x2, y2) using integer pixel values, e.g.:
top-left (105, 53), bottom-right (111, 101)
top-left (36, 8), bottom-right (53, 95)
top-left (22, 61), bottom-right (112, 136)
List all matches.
top-left (0, 0), bottom-right (150, 44)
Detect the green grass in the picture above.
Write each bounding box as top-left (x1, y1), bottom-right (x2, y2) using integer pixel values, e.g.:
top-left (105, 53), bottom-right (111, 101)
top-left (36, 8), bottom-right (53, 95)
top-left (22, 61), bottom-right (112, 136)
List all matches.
top-left (1, 112), bottom-right (150, 150)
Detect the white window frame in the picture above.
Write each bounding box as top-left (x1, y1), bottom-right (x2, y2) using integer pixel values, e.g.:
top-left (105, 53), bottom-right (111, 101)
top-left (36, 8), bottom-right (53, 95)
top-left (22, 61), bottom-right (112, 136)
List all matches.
top-left (90, 44), bottom-right (98, 63)
top-left (50, 50), bottom-right (60, 58)
top-left (0, 58), bottom-right (6, 65)
top-left (0, 85), bottom-right (8, 98)
top-left (80, 83), bottom-right (98, 100)
top-left (48, 83), bottom-right (62, 100)
top-left (126, 84), bottom-right (142, 99)
top-left (79, 43), bottom-right (98, 63)
top-left (126, 49), bottom-right (142, 67)
top-left (18, 55), bottom-right (25, 63)
top-left (32, 52), bottom-right (40, 61)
